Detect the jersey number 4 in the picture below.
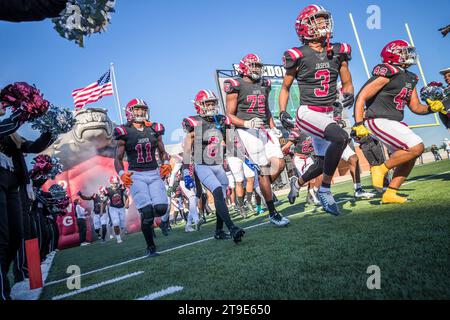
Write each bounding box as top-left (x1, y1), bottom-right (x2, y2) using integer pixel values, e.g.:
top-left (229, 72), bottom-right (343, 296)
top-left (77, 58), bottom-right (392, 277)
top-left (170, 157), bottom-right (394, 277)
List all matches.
top-left (135, 143), bottom-right (152, 163)
top-left (394, 88), bottom-right (411, 111)
top-left (314, 69), bottom-right (330, 97)
top-left (247, 95), bottom-right (266, 113)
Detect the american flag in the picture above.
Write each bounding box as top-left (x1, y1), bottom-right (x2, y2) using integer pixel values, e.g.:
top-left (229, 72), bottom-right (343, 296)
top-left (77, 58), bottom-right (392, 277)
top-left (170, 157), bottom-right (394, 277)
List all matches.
top-left (72, 70), bottom-right (114, 110)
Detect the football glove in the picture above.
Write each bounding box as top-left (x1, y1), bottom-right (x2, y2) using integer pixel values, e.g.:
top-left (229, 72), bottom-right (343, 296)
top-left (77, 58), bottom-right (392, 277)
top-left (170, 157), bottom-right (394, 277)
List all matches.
top-left (160, 164), bottom-right (171, 179)
top-left (427, 99), bottom-right (447, 114)
top-left (351, 124), bottom-right (370, 138)
top-left (341, 93), bottom-right (355, 109)
top-left (279, 111), bottom-right (295, 130)
top-left (120, 172), bottom-right (134, 188)
top-left (184, 175), bottom-right (195, 190)
top-left (244, 117), bottom-right (264, 129)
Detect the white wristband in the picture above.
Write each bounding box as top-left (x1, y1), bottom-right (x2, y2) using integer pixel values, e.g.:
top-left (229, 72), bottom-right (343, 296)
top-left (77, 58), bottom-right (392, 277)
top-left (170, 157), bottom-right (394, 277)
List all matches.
top-left (119, 170), bottom-right (124, 176)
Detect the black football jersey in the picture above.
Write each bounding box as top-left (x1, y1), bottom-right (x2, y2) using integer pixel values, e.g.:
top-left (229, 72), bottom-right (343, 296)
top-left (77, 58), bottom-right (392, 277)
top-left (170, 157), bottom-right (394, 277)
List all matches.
top-left (224, 77), bottom-right (272, 125)
top-left (114, 122), bottom-right (165, 171)
top-left (106, 186), bottom-right (126, 208)
top-left (289, 128), bottom-right (314, 157)
top-left (182, 115), bottom-right (231, 165)
top-left (92, 194), bottom-right (107, 214)
top-left (283, 43), bottom-right (351, 107)
top-left (361, 64), bottom-right (419, 122)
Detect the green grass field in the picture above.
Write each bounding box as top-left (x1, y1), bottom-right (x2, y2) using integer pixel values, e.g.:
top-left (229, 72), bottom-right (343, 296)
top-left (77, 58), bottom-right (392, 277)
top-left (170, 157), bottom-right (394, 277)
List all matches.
top-left (40, 161), bottom-right (450, 300)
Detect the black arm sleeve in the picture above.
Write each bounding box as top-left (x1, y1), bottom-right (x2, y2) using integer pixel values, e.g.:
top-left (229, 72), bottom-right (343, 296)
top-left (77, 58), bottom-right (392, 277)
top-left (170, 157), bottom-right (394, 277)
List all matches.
top-left (0, 111), bottom-right (22, 138)
top-left (0, 0), bottom-right (67, 22)
top-left (20, 131), bottom-right (54, 153)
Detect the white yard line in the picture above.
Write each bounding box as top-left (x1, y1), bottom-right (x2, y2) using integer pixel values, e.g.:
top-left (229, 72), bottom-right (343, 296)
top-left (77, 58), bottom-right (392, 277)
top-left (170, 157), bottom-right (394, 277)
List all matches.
top-left (51, 271), bottom-right (144, 300)
top-left (136, 286), bottom-right (184, 300)
top-left (45, 170), bottom-right (450, 289)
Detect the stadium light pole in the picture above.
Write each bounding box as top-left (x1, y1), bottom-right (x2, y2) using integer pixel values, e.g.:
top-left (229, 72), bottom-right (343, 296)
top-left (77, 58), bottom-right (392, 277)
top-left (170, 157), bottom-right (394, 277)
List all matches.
top-left (110, 62), bottom-right (124, 125)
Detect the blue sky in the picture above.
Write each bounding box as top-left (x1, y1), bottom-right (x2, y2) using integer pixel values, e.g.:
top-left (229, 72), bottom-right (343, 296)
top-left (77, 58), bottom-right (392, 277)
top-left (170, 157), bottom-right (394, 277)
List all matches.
top-left (1, 0), bottom-right (449, 147)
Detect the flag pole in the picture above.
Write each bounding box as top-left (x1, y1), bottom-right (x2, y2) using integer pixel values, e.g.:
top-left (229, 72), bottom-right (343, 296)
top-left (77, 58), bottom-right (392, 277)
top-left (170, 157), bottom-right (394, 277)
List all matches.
top-left (349, 13), bottom-right (370, 80)
top-left (110, 63), bottom-right (124, 124)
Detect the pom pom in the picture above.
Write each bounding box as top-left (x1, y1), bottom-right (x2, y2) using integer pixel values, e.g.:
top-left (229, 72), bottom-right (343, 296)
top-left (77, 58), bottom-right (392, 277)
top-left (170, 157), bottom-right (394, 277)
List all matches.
top-left (52, 0), bottom-right (116, 47)
top-left (31, 104), bottom-right (75, 139)
top-left (0, 82), bottom-right (50, 121)
top-left (30, 155), bottom-right (63, 183)
top-left (420, 82), bottom-right (448, 102)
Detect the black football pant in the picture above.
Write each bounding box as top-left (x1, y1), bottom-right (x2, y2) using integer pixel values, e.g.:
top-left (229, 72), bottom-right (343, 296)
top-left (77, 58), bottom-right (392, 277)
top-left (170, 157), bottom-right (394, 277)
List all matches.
top-left (0, 168), bottom-right (23, 301)
top-left (13, 185), bottom-right (36, 283)
top-left (77, 218), bottom-right (87, 244)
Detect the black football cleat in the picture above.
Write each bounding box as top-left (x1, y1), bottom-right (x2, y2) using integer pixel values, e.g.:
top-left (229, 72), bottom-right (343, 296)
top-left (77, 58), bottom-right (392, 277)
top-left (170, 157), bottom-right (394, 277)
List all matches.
top-left (214, 230), bottom-right (231, 240)
top-left (230, 226), bottom-right (245, 244)
top-left (146, 246), bottom-right (160, 258)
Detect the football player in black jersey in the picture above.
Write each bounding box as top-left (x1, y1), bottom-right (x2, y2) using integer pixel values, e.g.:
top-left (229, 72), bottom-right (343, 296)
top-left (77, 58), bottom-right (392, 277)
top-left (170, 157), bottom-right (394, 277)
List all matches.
top-left (353, 40), bottom-right (443, 204)
top-left (78, 188), bottom-right (109, 242)
top-left (281, 128), bottom-right (321, 206)
top-left (114, 98), bottom-right (171, 257)
top-left (103, 176), bottom-right (129, 243)
top-left (225, 53), bottom-right (289, 227)
top-left (279, 4), bottom-right (354, 216)
top-left (182, 90), bottom-right (245, 243)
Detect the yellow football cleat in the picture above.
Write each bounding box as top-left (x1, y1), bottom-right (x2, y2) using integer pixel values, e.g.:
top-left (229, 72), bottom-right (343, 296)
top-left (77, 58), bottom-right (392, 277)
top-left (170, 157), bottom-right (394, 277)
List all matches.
top-left (370, 164), bottom-right (389, 192)
top-left (381, 192), bottom-right (408, 204)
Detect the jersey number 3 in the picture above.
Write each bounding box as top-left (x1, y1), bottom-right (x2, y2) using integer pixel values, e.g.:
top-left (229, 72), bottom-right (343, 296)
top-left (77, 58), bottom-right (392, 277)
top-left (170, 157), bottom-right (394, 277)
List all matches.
top-left (135, 143), bottom-right (152, 163)
top-left (314, 69), bottom-right (330, 97)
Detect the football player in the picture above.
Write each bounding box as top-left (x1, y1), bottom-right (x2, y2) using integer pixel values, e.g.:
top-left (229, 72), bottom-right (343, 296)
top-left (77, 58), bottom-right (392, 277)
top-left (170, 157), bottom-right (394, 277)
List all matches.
top-left (167, 153), bottom-right (202, 232)
top-left (102, 176), bottom-right (129, 243)
top-left (353, 40), bottom-right (441, 203)
top-left (78, 187), bottom-right (109, 242)
top-left (333, 87), bottom-right (375, 199)
top-left (279, 4), bottom-right (354, 215)
top-left (225, 53), bottom-right (289, 226)
top-left (281, 129), bottom-right (321, 205)
top-left (182, 90), bottom-right (245, 243)
top-left (114, 98), bottom-right (171, 257)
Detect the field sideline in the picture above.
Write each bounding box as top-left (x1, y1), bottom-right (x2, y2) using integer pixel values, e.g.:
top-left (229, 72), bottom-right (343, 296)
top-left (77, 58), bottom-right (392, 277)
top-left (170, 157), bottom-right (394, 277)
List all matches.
top-left (40, 160), bottom-right (450, 300)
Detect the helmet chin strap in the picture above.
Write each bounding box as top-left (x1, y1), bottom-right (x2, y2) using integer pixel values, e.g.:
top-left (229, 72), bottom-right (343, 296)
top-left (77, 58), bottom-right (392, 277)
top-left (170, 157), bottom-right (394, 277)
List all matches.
top-left (326, 32), bottom-right (332, 56)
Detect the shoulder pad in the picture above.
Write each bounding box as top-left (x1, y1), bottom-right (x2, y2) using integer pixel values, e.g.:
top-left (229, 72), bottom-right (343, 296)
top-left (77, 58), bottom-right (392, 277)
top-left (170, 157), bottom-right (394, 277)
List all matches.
top-left (333, 43), bottom-right (352, 61)
top-left (224, 78), bottom-right (241, 94)
top-left (283, 47), bottom-right (303, 69)
top-left (113, 126), bottom-right (128, 140)
top-left (151, 122), bottom-right (165, 136)
top-left (220, 115), bottom-right (232, 126)
top-left (182, 116), bottom-right (198, 133)
top-left (372, 63), bottom-right (400, 78)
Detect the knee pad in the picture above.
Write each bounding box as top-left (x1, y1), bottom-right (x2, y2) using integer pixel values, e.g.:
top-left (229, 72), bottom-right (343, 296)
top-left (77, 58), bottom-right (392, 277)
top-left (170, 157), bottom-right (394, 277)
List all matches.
top-left (153, 204), bottom-right (168, 217)
top-left (324, 123), bottom-right (350, 146)
top-left (359, 136), bottom-right (385, 166)
top-left (139, 205), bottom-right (154, 225)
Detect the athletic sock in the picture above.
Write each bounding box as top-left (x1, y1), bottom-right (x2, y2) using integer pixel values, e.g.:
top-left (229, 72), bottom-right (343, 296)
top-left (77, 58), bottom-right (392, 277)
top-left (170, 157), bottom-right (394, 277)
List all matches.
top-left (319, 182), bottom-right (331, 193)
top-left (246, 192), bottom-right (253, 204)
top-left (354, 183), bottom-right (361, 191)
top-left (266, 200), bottom-right (276, 215)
